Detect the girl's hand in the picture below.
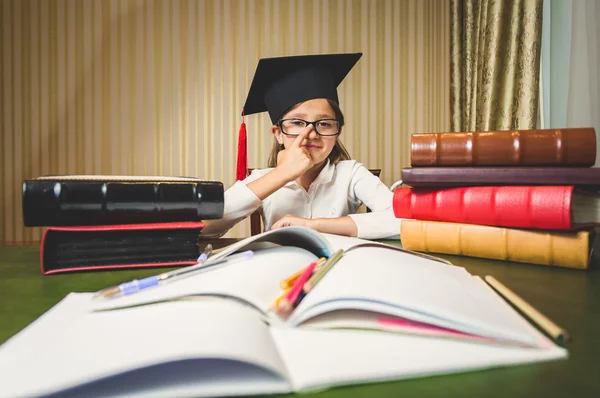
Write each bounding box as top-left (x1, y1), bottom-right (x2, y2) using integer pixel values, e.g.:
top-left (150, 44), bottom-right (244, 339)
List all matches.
top-left (271, 214), bottom-right (315, 230)
top-left (275, 126), bottom-right (315, 182)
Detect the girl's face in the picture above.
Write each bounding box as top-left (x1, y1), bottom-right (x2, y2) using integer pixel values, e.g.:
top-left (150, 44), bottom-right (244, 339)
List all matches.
top-left (271, 98), bottom-right (340, 167)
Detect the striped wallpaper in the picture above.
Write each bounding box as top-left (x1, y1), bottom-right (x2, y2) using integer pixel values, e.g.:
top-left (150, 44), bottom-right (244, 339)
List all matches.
top-left (0, 0), bottom-right (449, 244)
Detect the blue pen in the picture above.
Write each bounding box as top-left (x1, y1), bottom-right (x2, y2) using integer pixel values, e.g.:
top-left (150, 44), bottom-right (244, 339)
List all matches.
top-left (94, 246), bottom-right (254, 299)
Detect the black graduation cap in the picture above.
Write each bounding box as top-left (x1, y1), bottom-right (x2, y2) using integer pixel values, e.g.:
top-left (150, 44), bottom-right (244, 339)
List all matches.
top-left (243, 52), bottom-right (363, 124)
top-left (236, 52), bottom-right (363, 181)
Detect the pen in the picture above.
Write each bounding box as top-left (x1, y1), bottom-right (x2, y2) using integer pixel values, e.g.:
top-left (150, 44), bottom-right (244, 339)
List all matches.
top-left (94, 246), bottom-right (254, 299)
top-left (197, 243), bottom-right (213, 263)
top-left (485, 275), bottom-right (571, 343)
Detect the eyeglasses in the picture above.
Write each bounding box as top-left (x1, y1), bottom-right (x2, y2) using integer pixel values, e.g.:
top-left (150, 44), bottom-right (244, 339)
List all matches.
top-left (278, 118), bottom-right (341, 136)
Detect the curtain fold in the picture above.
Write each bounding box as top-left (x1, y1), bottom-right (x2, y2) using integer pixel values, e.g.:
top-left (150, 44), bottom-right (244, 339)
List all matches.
top-left (451, 0), bottom-right (543, 132)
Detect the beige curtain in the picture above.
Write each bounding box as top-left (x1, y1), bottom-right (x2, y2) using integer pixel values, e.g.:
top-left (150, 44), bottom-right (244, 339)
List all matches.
top-left (450, 0), bottom-right (543, 131)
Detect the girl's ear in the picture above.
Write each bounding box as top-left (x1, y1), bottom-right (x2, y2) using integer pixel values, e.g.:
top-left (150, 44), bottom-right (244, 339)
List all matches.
top-left (271, 125), bottom-right (284, 145)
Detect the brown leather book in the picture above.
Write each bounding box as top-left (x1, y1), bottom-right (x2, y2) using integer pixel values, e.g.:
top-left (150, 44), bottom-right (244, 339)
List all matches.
top-left (400, 167), bottom-right (600, 190)
top-left (411, 127), bottom-right (596, 166)
top-left (400, 220), bottom-right (595, 269)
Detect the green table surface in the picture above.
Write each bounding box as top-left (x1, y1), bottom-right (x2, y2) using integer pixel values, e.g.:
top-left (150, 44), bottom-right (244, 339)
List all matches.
top-left (1, 240), bottom-right (599, 397)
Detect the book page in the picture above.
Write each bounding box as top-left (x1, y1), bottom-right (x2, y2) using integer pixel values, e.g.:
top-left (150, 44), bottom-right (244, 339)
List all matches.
top-left (92, 246), bottom-right (319, 314)
top-left (319, 233), bottom-right (373, 251)
top-left (0, 294), bottom-right (292, 398)
top-left (204, 226), bottom-right (335, 263)
top-left (271, 326), bottom-right (567, 392)
top-left (572, 191), bottom-right (600, 224)
top-left (288, 246), bottom-right (539, 346)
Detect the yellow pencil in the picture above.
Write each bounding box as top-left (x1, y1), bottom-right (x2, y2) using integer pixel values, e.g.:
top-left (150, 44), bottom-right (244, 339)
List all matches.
top-left (280, 257), bottom-right (326, 289)
top-left (485, 275), bottom-right (571, 343)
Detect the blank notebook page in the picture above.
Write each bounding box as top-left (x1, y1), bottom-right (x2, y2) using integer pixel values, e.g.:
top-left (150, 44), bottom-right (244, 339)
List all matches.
top-left (290, 246), bottom-right (538, 345)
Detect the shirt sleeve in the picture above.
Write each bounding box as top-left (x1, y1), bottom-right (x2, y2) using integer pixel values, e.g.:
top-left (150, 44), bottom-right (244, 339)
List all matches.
top-left (199, 171), bottom-right (264, 238)
top-left (346, 162), bottom-right (403, 240)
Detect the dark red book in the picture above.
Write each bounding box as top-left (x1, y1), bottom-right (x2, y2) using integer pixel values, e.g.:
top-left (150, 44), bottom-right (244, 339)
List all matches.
top-left (40, 222), bottom-right (205, 274)
top-left (392, 186), bottom-right (600, 230)
top-left (400, 167), bottom-right (600, 190)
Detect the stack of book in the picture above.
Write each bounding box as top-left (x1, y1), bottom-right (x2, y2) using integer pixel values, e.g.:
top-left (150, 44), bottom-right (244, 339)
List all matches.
top-left (393, 127), bottom-right (599, 270)
top-left (22, 175), bottom-right (224, 274)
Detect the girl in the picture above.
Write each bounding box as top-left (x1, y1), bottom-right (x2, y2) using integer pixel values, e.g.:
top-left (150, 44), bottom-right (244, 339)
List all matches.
top-left (201, 53), bottom-right (401, 240)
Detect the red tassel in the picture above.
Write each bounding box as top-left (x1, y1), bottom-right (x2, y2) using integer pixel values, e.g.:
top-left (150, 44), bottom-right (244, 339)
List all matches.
top-left (236, 109), bottom-right (247, 181)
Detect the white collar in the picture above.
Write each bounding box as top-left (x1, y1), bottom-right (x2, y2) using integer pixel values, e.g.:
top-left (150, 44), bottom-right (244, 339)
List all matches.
top-left (312, 159), bottom-right (335, 185)
top-left (284, 159), bottom-right (335, 188)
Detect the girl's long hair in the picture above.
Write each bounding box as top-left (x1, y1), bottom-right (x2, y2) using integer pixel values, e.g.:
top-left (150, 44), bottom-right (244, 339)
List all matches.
top-left (267, 99), bottom-right (351, 168)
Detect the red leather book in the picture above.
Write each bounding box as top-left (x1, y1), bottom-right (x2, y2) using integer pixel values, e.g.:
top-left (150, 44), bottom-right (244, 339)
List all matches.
top-left (40, 222), bottom-right (205, 275)
top-left (392, 186), bottom-right (600, 230)
top-left (410, 128), bottom-right (596, 167)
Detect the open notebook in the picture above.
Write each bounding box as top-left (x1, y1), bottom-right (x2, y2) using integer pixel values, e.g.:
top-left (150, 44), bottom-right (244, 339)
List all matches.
top-left (0, 227), bottom-right (567, 398)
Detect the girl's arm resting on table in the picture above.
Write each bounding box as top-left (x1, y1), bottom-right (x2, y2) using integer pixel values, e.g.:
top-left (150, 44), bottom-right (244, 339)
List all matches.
top-left (272, 215), bottom-right (358, 237)
top-left (348, 163), bottom-right (402, 240)
top-left (348, 209), bottom-right (401, 240)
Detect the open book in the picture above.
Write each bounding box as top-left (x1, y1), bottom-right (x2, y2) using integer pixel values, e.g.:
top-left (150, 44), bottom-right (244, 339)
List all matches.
top-left (0, 227), bottom-right (567, 398)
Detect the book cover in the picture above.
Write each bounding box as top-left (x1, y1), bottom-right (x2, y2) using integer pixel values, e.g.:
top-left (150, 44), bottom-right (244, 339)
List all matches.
top-left (22, 175), bottom-right (224, 227)
top-left (41, 222), bottom-right (205, 274)
top-left (400, 220), bottom-right (595, 269)
top-left (400, 167), bottom-right (600, 190)
top-left (392, 186), bottom-right (600, 230)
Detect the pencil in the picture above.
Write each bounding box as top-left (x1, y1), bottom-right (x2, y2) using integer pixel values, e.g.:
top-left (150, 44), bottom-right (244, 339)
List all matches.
top-left (278, 259), bottom-right (320, 314)
top-left (269, 287), bottom-right (291, 311)
top-left (484, 275), bottom-right (571, 343)
top-left (303, 249), bottom-right (344, 293)
top-left (280, 257), bottom-right (326, 289)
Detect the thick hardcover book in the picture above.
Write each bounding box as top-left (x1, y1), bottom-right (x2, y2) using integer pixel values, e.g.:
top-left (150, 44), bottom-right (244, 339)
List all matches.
top-left (393, 186), bottom-right (600, 230)
top-left (22, 175), bottom-right (224, 227)
top-left (410, 127), bottom-right (596, 167)
top-left (40, 222), bottom-right (204, 274)
top-left (400, 220), bottom-right (595, 269)
top-left (400, 167), bottom-right (600, 190)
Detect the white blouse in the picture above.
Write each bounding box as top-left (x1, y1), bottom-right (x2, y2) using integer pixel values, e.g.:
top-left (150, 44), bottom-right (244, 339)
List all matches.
top-left (200, 160), bottom-right (402, 240)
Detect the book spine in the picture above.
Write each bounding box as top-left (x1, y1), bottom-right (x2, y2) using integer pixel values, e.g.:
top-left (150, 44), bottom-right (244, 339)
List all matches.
top-left (400, 167), bottom-right (600, 189)
top-left (22, 180), bottom-right (224, 227)
top-left (400, 220), bottom-right (592, 269)
top-left (392, 186), bottom-right (574, 230)
top-left (40, 224), bottom-right (202, 274)
top-left (410, 128), bottom-right (596, 166)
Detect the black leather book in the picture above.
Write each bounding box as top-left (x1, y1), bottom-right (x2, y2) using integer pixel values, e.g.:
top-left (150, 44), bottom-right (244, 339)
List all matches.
top-left (22, 175), bottom-right (224, 227)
